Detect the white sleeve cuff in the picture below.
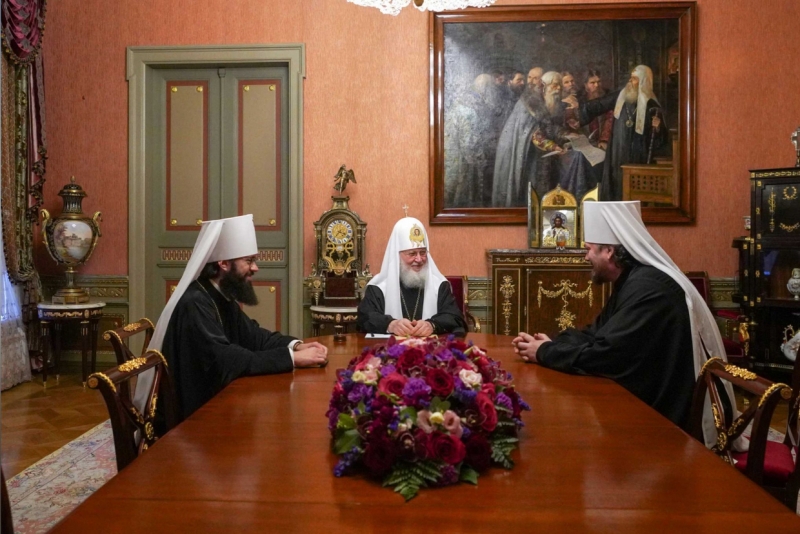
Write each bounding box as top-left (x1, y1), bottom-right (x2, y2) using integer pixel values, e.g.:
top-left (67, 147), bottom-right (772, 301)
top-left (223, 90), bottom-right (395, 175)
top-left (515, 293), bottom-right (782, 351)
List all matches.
top-left (287, 340), bottom-right (301, 365)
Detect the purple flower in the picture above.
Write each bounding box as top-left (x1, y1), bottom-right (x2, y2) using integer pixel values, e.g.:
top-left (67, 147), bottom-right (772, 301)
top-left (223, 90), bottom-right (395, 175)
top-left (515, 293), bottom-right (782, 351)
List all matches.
top-left (387, 344), bottom-right (406, 358)
top-left (496, 392), bottom-right (513, 411)
top-left (434, 347), bottom-right (454, 362)
top-left (348, 384), bottom-right (374, 404)
top-left (333, 447), bottom-right (362, 477)
top-left (380, 364), bottom-right (397, 376)
top-left (402, 377), bottom-right (432, 406)
top-left (437, 465), bottom-right (459, 486)
top-left (452, 387), bottom-right (477, 405)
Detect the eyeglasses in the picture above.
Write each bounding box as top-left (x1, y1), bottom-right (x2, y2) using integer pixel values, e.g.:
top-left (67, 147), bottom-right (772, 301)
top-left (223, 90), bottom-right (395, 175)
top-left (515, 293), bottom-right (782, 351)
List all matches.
top-left (401, 250), bottom-right (428, 260)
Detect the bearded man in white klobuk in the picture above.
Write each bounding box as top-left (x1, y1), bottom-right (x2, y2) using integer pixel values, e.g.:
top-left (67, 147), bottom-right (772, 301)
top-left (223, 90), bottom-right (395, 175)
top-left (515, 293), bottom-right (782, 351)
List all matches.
top-left (575, 65), bottom-right (668, 201)
top-left (357, 217), bottom-right (466, 337)
top-left (135, 214), bottom-right (327, 422)
top-left (513, 201), bottom-right (742, 450)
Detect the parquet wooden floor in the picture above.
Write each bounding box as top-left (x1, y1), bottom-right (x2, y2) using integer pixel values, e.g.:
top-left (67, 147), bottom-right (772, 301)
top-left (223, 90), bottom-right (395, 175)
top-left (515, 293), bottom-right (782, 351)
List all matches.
top-left (1, 365), bottom-right (109, 477)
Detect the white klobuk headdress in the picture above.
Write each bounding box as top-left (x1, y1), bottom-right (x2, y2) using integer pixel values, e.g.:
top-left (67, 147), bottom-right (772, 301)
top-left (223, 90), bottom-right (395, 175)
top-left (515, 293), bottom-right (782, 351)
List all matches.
top-left (613, 64), bottom-right (659, 135)
top-left (367, 217), bottom-right (447, 322)
top-left (134, 215), bottom-right (258, 413)
top-left (584, 201), bottom-right (741, 450)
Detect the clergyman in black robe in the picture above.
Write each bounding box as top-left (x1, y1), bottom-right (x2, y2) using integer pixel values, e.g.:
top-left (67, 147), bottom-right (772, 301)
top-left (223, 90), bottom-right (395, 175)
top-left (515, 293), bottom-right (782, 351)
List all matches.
top-left (356, 216), bottom-right (466, 337)
top-left (162, 277), bottom-right (301, 421)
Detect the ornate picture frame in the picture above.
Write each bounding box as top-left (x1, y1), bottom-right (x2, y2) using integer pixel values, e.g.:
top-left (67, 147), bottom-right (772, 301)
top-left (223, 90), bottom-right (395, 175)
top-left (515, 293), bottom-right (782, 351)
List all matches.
top-left (429, 2), bottom-right (697, 225)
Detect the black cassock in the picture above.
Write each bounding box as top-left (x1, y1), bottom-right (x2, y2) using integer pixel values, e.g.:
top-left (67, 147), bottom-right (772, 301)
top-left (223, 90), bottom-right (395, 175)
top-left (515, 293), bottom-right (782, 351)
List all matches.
top-left (357, 281), bottom-right (466, 336)
top-left (162, 278), bottom-right (297, 421)
top-left (536, 264), bottom-right (696, 428)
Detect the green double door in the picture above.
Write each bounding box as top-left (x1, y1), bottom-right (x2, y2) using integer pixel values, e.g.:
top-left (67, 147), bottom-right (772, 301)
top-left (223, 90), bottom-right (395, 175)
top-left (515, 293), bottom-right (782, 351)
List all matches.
top-left (144, 65), bottom-right (290, 332)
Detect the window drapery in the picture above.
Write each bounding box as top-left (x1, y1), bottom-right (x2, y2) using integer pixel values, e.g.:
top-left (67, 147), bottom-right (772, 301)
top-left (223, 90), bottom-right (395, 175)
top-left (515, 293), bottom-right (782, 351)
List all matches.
top-left (1, 0), bottom-right (48, 371)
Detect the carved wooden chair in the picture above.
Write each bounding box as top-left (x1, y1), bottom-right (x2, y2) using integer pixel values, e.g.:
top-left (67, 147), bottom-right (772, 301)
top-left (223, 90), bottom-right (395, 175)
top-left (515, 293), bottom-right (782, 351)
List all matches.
top-left (1, 467), bottom-right (12, 534)
top-left (689, 357), bottom-right (798, 509)
top-left (88, 351), bottom-right (179, 471)
top-left (684, 271), bottom-right (747, 367)
top-left (445, 276), bottom-right (480, 333)
top-left (103, 318), bottom-right (155, 365)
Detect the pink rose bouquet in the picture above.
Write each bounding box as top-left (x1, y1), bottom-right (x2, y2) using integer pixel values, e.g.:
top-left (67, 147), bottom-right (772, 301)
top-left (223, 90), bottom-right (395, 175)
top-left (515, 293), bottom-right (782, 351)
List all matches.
top-left (327, 336), bottom-right (529, 500)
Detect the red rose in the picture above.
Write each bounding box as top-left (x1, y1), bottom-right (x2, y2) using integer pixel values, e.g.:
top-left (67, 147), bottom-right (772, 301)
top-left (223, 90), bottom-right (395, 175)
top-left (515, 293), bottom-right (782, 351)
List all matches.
top-left (426, 368), bottom-right (455, 398)
top-left (378, 372), bottom-right (407, 398)
top-left (449, 339), bottom-right (469, 352)
top-left (363, 435), bottom-right (396, 476)
top-left (481, 383), bottom-right (496, 400)
top-left (414, 429), bottom-right (434, 460)
top-left (465, 434), bottom-right (492, 472)
top-left (475, 392), bottom-right (498, 432)
top-left (397, 347), bottom-right (425, 372)
top-left (431, 432), bottom-right (466, 465)
top-left (506, 387), bottom-right (522, 418)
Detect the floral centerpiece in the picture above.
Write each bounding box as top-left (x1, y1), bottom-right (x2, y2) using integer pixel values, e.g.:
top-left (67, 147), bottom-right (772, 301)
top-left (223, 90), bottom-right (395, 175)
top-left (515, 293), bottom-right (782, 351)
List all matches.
top-left (327, 336), bottom-right (530, 500)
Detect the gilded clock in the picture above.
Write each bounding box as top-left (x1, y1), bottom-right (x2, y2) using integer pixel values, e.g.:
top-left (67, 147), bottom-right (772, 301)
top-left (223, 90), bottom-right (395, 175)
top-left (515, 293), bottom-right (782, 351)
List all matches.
top-left (326, 219), bottom-right (353, 245)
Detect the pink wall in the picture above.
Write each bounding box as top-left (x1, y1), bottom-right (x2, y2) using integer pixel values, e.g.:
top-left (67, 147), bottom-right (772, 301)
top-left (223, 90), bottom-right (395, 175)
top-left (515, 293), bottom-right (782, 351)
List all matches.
top-left (39, 0), bottom-right (800, 279)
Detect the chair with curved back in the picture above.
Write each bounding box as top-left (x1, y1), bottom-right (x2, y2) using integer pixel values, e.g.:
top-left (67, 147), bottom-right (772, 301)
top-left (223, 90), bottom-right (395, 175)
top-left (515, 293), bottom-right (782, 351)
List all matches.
top-left (103, 318), bottom-right (155, 365)
top-left (689, 357), bottom-right (798, 510)
top-left (445, 276), bottom-right (480, 333)
top-left (88, 351), bottom-right (179, 471)
top-left (684, 271), bottom-right (747, 367)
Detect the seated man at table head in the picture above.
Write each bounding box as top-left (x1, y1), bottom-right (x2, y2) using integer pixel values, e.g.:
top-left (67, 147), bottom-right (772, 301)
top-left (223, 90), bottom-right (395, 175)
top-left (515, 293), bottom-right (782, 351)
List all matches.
top-left (357, 216), bottom-right (466, 337)
top-left (139, 214), bottom-right (327, 421)
top-left (512, 201), bottom-right (734, 447)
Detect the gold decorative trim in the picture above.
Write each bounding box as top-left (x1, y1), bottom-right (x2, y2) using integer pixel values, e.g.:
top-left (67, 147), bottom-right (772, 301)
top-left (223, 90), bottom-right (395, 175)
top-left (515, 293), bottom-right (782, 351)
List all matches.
top-left (104, 330), bottom-right (123, 345)
top-left (495, 257), bottom-right (521, 263)
top-left (160, 248), bottom-right (285, 262)
top-left (768, 189), bottom-right (776, 233)
top-left (526, 257), bottom-right (588, 264)
top-left (499, 275), bottom-right (516, 336)
top-left (537, 279), bottom-right (593, 331)
top-left (779, 222), bottom-right (800, 233)
top-left (118, 357), bottom-right (147, 373)
top-left (724, 364), bottom-right (756, 380)
top-left (699, 357), bottom-right (724, 376)
top-left (149, 394), bottom-right (158, 420)
top-left (123, 321), bottom-right (142, 332)
top-left (87, 372), bottom-right (116, 393)
top-left (148, 349), bottom-right (168, 367)
top-left (758, 383), bottom-right (792, 408)
top-left (140, 318), bottom-right (155, 329)
top-left (784, 186), bottom-right (798, 200)
top-left (751, 169), bottom-right (800, 179)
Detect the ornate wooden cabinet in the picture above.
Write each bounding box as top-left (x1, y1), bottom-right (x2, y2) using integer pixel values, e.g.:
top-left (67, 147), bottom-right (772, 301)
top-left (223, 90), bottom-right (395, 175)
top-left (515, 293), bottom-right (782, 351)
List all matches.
top-left (735, 168), bottom-right (800, 374)
top-left (488, 249), bottom-right (610, 337)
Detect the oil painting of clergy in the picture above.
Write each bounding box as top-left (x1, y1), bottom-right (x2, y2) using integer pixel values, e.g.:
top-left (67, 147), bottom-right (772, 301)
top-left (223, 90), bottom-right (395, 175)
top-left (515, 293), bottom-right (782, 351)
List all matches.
top-left (438, 15), bottom-right (679, 213)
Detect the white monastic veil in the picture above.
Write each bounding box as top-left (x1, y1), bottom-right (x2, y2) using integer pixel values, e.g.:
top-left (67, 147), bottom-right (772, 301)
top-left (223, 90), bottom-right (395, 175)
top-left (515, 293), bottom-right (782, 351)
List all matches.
top-left (584, 202), bottom-right (743, 450)
top-left (613, 64), bottom-right (659, 136)
top-left (368, 217), bottom-right (447, 324)
top-left (132, 217), bottom-right (244, 413)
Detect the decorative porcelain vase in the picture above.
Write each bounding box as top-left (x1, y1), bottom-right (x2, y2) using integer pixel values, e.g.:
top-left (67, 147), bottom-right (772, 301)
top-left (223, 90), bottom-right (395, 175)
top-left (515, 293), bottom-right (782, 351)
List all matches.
top-left (788, 268), bottom-right (800, 300)
top-left (41, 177), bottom-right (102, 303)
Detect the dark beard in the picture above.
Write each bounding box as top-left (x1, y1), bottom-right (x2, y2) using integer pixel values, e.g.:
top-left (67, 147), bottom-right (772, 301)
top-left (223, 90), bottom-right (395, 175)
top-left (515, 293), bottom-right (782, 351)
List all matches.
top-left (219, 269), bottom-right (259, 305)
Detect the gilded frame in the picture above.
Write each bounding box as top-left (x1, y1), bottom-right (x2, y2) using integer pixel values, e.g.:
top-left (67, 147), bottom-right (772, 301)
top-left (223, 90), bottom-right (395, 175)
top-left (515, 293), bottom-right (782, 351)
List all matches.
top-left (429, 2), bottom-right (697, 225)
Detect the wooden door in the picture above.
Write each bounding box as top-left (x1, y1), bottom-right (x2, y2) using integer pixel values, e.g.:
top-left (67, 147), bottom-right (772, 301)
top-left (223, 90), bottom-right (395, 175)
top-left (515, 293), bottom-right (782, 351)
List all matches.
top-left (145, 65), bottom-right (290, 332)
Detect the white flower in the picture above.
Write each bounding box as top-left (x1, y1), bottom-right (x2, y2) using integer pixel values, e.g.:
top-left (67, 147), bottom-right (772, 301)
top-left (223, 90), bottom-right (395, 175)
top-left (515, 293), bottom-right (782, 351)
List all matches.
top-left (459, 369), bottom-right (483, 388)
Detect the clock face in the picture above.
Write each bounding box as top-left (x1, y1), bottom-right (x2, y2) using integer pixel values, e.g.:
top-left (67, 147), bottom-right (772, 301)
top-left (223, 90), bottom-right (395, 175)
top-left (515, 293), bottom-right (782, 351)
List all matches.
top-left (326, 219), bottom-right (354, 245)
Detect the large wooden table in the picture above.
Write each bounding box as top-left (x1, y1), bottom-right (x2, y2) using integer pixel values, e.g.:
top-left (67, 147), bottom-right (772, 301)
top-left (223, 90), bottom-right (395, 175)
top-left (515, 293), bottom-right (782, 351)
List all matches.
top-left (53, 334), bottom-right (800, 531)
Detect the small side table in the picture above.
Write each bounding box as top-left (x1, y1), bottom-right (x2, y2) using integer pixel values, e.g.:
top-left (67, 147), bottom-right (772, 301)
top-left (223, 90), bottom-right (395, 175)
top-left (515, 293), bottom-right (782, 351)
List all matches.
top-left (37, 302), bottom-right (106, 387)
top-left (310, 305), bottom-right (359, 341)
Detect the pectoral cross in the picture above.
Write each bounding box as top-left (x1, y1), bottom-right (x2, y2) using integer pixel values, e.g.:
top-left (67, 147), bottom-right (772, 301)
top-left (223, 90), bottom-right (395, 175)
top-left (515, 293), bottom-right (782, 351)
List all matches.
top-left (793, 128), bottom-right (800, 168)
top-left (402, 204), bottom-right (409, 217)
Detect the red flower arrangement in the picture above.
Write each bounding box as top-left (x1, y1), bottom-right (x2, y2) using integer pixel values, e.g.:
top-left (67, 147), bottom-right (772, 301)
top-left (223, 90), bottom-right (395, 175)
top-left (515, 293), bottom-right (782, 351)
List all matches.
top-left (327, 336), bottom-right (529, 500)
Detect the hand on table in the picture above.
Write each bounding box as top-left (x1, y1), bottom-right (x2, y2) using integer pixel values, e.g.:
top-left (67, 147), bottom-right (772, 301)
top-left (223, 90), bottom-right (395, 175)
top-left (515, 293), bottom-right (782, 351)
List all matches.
top-left (388, 318), bottom-right (415, 336)
top-left (409, 320), bottom-right (434, 337)
top-left (512, 332), bottom-right (552, 363)
top-left (293, 341), bottom-right (328, 368)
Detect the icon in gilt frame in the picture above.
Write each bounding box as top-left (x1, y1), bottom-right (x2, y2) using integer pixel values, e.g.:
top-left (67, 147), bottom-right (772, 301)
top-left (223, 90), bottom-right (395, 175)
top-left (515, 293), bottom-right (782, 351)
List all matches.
top-left (539, 186), bottom-right (577, 250)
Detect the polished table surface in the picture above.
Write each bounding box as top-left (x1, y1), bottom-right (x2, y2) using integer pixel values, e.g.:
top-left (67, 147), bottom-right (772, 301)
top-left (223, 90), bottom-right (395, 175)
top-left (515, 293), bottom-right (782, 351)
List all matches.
top-left (52, 334), bottom-right (800, 532)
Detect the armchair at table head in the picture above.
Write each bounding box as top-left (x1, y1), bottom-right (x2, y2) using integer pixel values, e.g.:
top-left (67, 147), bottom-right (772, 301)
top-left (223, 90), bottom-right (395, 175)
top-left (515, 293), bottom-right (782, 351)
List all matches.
top-left (445, 276), bottom-right (480, 333)
top-left (103, 318), bottom-right (155, 365)
top-left (688, 357), bottom-right (799, 511)
top-left (88, 351), bottom-right (179, 471)
top-left (684, 271), bottom-right (747, 367)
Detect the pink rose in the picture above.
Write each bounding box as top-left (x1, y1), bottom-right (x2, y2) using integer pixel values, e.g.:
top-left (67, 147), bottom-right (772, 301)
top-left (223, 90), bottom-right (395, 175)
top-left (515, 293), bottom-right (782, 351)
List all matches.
top-left (416, 410), bottom-right (434, 433)
top-left (442, 410), bottom-right (463, 439)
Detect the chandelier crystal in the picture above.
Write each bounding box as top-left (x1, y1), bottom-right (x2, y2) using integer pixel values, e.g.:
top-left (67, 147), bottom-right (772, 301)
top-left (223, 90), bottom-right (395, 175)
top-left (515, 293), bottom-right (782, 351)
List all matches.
top-left (347, 0), bottom-right (496, 16)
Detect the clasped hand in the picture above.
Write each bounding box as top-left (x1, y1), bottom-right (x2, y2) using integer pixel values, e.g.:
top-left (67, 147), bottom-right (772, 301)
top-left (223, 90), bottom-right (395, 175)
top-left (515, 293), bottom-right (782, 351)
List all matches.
top-left (388, 318), bottom-right (434, 337)
top-left (512, 332), bottom-right (551, 363)
top-left (293, 341), bottom-right (328, 368)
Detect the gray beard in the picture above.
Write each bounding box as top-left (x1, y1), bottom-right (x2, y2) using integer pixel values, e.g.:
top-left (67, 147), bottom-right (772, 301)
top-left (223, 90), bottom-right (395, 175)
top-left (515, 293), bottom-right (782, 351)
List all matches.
top-left (623, 84), bottom-right (639, 104)
top-left (544, 89), bottom-right (562, 116)
top-left (400, 263), bottom-right (427, 289)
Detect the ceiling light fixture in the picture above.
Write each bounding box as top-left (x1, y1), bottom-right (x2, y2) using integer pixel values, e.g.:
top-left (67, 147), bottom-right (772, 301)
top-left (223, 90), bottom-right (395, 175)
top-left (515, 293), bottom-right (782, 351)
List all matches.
top-left (347, 0), bottom-right (495, 16)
